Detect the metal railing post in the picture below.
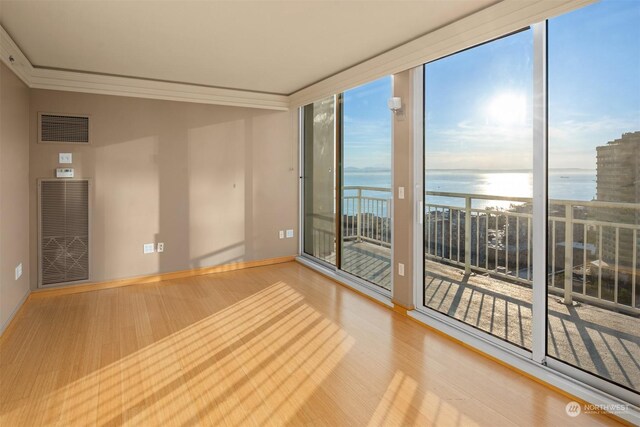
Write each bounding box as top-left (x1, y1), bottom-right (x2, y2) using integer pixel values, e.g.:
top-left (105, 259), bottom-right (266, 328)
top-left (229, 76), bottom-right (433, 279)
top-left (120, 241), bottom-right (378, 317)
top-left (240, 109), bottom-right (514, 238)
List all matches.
top-left (563, 203), bottom-right (574, 305)
top-left (465, 196), bottom-right (472, 275)
top-left (356, 188), bottom-right (362, 243)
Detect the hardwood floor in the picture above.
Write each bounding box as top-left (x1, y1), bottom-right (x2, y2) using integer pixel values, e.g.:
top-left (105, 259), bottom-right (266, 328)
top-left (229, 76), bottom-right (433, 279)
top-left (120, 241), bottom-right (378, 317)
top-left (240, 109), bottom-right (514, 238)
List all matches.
top-left (0, 261), bottom-right (623, 426)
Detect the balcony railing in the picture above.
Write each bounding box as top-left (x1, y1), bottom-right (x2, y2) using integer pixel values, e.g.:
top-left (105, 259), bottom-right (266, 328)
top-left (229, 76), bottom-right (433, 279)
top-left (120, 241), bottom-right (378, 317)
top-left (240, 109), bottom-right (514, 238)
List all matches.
top-left (343, 186), bottom-right (392, 247)
top-left (341, 186), bottom-right (640, 314)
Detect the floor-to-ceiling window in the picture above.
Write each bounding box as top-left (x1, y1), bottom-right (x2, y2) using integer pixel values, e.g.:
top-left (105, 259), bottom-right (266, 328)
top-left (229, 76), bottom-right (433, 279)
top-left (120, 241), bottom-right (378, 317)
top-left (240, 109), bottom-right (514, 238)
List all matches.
top-left (547, 0), bottom-right (640, 393)
top-left (416, 0), bottom-right (639, 407)
top-left (423, 29), bottom-right (534, 349)
top-left (303, 96), bottom-right (337, 264)
top-left (341, 77), bottom-right (393, 290)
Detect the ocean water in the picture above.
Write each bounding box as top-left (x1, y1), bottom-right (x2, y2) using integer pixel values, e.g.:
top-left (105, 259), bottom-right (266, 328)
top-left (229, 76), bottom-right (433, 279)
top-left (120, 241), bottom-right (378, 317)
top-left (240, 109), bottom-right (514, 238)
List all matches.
top-left (343, 169), bottom-right (596, 210)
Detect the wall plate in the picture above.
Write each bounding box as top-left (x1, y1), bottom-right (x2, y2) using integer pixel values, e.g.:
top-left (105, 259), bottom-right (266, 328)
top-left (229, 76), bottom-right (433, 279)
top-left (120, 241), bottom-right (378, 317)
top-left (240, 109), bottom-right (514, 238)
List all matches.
top-left (56, 168), bottom-right (74, 178)
top-left (59, 153), bottom-right (73, 164)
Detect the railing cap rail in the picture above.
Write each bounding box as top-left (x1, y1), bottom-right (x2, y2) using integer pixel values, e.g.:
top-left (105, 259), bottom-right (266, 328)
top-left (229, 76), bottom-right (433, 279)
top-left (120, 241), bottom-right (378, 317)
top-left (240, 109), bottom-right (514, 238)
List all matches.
top-left (343, 186), bottom-right (391, 192)
top-left (343, 186), bottom-right (640, 209)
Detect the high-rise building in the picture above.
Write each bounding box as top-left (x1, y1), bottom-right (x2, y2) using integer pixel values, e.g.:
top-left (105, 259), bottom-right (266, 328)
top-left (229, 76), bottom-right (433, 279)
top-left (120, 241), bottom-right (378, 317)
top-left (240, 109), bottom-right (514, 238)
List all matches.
top-left (595, 131), bottom-right (640, 270)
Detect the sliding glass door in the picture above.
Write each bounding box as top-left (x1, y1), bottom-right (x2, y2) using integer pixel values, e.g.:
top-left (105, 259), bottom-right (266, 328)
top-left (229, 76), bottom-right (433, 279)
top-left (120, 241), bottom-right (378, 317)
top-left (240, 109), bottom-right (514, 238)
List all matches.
top-left (417, 0), bottom-right (639, 405)
top-left (341, 77), bottom-right (393, 290)
top-left (302, 79), bottom-right (393, 293)
top-left (423, 29), bottom-right (534, 349)
top-left (547, 0), bottom-right (639, 394)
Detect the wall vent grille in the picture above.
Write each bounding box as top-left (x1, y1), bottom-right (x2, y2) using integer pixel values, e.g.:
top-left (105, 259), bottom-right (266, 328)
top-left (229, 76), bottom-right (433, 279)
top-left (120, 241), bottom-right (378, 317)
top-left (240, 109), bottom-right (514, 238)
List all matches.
top-left (39, 113), bottom-right (90, 143)
top-left (39, 180), bottom-right (89, 286)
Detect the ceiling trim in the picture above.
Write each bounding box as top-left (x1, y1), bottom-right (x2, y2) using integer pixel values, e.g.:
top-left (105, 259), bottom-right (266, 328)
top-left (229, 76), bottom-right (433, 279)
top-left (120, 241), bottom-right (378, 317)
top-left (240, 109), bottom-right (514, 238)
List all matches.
top-left (289, 0), bottom-right (595, 108)
top-left (0, 25), bottom-right (289, 111)
top-left (0, 24), bottom-right (33, 86)
top-left (2, 0), bottom-right (594, 112)
top-left (28, 67), bottom-right (291, 110)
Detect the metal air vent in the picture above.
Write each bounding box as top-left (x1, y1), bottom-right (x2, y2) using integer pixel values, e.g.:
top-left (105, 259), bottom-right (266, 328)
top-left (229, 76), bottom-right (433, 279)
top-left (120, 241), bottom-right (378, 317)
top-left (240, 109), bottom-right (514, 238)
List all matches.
top-left (39, 113), bottom-right (90, 144)
top-left (39, 180), bottom-right (90, 286)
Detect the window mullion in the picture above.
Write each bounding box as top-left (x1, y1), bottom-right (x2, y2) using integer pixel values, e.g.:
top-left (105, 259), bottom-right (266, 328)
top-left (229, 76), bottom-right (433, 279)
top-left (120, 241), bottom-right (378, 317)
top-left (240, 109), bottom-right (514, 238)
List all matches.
top-left (531, 21), bottom-right (548, 365)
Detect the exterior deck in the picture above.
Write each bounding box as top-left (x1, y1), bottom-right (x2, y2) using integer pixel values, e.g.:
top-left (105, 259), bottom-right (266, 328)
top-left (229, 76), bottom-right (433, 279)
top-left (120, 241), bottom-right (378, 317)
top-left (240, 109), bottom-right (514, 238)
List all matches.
top-left (339, 241), bottom-right (640, 390)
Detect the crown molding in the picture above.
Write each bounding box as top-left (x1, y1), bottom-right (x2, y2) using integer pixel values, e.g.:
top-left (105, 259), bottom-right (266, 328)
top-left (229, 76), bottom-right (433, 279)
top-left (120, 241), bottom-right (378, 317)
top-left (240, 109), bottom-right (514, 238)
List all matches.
top-left (0, 24), bottom-right (33, 86)
top-left (28, 67), bottom-right (290, 110)
top-left (0, 25), bottom-right (289, 111)
top-left (289, 0), bottom-right (596, 108)
top-left (2, 0), bottom-right (594, 112)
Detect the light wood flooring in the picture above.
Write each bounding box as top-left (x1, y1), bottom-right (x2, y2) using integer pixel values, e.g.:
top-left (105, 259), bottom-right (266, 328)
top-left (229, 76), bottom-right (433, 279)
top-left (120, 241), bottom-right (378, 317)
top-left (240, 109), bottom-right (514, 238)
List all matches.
top-left (0, 261), bottom-right (624, 426)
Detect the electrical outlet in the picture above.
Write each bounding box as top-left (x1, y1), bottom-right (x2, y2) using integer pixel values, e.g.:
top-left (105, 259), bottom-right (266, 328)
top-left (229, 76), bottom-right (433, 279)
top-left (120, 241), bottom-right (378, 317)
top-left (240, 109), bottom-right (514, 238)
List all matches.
top-left (15, 263), bottom-right (22, 280)
top-left (279, 230), bottom-right (284, 239)
top-left (157, 242), bottom-right (164, 253)
top-left (143, 243), bottom-right (155, 254)
top-left (286, 229), bottom-right (294, 238)
top-left (398, 263), bottom-right (405, 277)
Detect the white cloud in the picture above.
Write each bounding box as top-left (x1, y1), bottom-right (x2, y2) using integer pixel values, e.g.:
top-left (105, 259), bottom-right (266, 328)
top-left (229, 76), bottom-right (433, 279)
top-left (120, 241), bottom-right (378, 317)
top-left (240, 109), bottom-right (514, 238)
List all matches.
top-left (425, 113), bottom-right (639, 170)
top-left (548, 114), bottom-right (640, 169)
top-left (427, 120), bottom-right (532, 169)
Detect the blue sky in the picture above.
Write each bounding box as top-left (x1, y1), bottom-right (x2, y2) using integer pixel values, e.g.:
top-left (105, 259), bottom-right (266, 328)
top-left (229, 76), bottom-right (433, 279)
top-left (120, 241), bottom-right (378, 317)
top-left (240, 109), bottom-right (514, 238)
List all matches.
top-left (547, 0), bottom-right (640, 170)
top-left (343, 75), bottom-right (392, 169)
top-left (425, 27), bottom-right (534, 170)
top-left (342, 0), bottom-right (639, 171)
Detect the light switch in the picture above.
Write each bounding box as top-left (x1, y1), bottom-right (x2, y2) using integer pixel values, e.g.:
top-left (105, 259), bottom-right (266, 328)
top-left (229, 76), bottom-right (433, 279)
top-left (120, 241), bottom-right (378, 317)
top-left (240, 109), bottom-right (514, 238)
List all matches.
top-left (59, 153), bottom-right (73, 164)
top-left (398, 186), bottom-right (405, 199)
top-left (15, 263), bottom-right (22, 280)
top-left (398, 263), bottom-right (405, 277)
top-left (286, 229), bottom-right (294, 238)
top-left (143, 243), bottom-right (155, 254)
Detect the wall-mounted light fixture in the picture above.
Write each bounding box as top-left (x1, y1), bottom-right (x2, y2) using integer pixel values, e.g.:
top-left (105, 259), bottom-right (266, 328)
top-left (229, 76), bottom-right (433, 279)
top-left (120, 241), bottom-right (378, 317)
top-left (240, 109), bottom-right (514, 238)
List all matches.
top-left (387, 97), bottom-right (402, 114)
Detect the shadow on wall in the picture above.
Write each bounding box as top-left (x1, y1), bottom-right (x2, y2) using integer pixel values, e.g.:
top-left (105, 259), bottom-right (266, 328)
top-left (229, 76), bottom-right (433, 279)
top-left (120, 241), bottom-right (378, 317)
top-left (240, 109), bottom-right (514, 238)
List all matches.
top-left (186, 117), bottom-right (255, 271)
top-left (190, 242), bottom-right (247, 270)
top-left (30, 91), bottom-right (295, 284)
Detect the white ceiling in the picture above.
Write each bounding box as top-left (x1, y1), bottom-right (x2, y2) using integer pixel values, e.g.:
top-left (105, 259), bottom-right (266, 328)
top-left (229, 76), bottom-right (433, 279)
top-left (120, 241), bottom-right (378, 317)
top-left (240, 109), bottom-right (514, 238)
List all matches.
top-left (0, 0), bottom-right (498, 95)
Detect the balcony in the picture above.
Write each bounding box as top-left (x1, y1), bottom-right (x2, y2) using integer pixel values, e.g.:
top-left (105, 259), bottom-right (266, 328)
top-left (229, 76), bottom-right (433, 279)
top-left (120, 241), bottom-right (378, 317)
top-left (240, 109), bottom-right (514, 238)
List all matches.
top-left (334, 186), bottom-right (640, 390)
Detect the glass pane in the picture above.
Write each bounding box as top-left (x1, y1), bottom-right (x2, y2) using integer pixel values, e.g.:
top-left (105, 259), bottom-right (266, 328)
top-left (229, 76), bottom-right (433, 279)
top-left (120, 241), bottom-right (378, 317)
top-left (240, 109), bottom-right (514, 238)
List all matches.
top-left (303, 96), bottom-right (337, 264)
top-left (341, 76), bottom-right (393, 290)
top-left (423, 30), bottom-right (534, 349)
top-left (547, 0), bottom-right (640, 392)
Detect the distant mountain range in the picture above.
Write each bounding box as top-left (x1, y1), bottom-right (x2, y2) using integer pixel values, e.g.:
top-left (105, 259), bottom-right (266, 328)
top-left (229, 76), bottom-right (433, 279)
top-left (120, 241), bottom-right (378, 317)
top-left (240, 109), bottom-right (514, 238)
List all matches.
top-left (344, 167), bottom-right (391, 173)
top-left (426, 168), bottom-right (596, 173)
top-left (344, 167), bottom-right (595, 173)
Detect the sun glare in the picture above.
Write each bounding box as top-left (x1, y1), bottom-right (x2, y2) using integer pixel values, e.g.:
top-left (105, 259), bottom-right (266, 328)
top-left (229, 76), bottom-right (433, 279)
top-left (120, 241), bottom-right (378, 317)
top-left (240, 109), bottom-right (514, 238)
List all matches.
top-left (480, 173), bottom-right (532, 207)
top-left (486, 92), bottom-right (526, 125)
